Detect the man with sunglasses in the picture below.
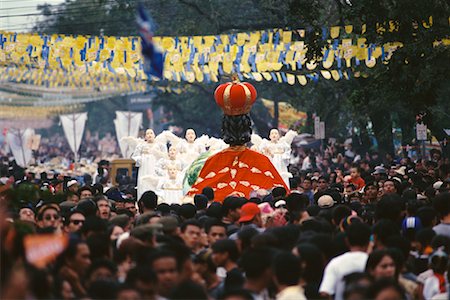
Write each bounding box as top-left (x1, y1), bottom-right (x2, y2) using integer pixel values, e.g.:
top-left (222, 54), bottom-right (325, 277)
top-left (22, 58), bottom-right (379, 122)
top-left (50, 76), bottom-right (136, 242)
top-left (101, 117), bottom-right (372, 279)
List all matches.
top-left (64, 209), bottom-right (86, 233)
top-left (36, 203), bottom-right (61, 231)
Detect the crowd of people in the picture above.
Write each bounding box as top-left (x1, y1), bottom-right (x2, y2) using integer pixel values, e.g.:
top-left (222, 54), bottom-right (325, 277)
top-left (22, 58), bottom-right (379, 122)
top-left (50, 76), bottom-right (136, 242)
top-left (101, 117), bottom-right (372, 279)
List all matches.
top-left (0, 139), bottom-right (449, 300)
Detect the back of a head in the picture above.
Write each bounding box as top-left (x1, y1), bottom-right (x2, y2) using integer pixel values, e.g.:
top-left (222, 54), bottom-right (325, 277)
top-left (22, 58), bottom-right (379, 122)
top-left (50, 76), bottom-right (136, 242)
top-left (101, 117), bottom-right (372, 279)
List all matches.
top-left (179, 203), bottom-right (197, 220)
top-left (222, 196), bottom-right (245, 215)
top-left (239, 247), bottom-right (274, 279)
top-left (273, 251), bottom-right (301, 286)
top-left (194, 194), bottom-right (208, 210)
top-left (88, 279), bottom-right (119, 299)
top-left (433, 192), bottom-right (450, 218)
top-left (373, 219), bottom-right (400, 246)
top-left (376, 194), bottom-right (402, 222)
top-left (211, 239), bottom-right (239, 262)
top-left (416, 206), bottom-right (438, 228)
top-left (202, 187), bottom-right (214, 201)
top-left (206, 202), bottom-right (223, 220)
top-left (170, 280), bottom-right (208, 300)
top-left (346, 222), bottom-right (371, 248)
top-left (272, 187), bottom-right (287, 199)
top-left (332, 205), bottom-right (352, 226)
top-left (285, 192), bottom-right (309, 212)
top-left (139, 191), bottom-right (158, 211)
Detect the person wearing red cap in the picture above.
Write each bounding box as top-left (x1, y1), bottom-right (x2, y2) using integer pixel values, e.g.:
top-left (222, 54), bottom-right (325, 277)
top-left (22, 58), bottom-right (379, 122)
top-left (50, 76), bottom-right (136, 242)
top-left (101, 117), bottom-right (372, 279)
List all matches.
top-left (229, 202), bottom-right (263, 239)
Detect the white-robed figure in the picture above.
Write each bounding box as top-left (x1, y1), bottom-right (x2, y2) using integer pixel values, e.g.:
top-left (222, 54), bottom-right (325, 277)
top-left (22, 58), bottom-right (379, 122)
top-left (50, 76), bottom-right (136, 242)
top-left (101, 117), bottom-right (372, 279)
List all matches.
top-left (175, 129), bottom-right (208, 165)
top-left (132, 129), bottom-right (167, 200)
top-left (156, 165), bottom-right (184, 205)
top-left (155, 146), bottom-right (187, 177)
top-left (252, 129), bottom-right (297, 188)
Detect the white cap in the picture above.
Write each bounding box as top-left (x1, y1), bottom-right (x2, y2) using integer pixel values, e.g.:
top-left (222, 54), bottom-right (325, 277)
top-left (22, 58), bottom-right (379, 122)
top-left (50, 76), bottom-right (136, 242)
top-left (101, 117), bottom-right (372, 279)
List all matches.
top-left (67, 179), bottom-right (78, 188)
top-left (433, 181), bottom-right (443, 190)
top-left (318, 195), bottom-right (334, 208)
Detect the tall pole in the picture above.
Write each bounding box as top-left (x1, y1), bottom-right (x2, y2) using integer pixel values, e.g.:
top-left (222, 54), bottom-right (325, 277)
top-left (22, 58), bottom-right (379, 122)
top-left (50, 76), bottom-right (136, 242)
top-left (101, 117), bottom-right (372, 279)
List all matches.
top-left (273, 99), bottom-right (279, 129)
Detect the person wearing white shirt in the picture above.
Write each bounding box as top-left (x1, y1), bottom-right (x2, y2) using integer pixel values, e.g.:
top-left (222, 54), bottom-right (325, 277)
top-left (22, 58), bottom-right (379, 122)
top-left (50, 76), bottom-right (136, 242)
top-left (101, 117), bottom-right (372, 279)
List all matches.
top-left (319, 222), bottom-right (371, 300)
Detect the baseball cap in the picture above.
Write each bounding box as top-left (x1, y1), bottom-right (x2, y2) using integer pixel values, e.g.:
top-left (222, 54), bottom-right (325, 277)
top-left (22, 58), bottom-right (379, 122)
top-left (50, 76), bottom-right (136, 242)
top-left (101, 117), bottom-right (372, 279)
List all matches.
top-left (372, 166), bottom-right (387, 175)
top-left (238, 202), bottom-right (261, 223)
top-left (433, 181), bottom-right (443, 190)
top-left (67, 179), bottom-right (78, 188)
top-left (317, 195), bottom-right (334, 208)
top-left (401, 217), bottom-right (422, 234)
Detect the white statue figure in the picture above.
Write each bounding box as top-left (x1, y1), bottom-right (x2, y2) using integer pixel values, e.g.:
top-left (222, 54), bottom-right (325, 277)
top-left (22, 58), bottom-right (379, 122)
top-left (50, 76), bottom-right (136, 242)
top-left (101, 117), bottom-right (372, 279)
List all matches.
top-left (156, 165), bottom-right (184, 205)
top-left (131, 129), bottom-right (168, 200)
top-left (251, 129), bottom-right (297, 188)
top-left (155, 146), bottom-right (187, 177)
top-left (164, 128), bottom-right (209, 166)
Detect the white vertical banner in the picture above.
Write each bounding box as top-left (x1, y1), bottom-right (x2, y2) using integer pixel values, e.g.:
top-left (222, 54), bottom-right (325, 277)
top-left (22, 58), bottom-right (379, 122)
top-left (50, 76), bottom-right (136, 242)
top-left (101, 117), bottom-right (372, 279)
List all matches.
top-left (60, 112), bottom-right (88, 161)
top-left (319, 122), bottom-right (325, 139)
top-left (6, 128), bottom-right (34, 168)
top-left (314, 116), bottom-right (321, 139)
top-left (114, 111), bottom-right (143, 158)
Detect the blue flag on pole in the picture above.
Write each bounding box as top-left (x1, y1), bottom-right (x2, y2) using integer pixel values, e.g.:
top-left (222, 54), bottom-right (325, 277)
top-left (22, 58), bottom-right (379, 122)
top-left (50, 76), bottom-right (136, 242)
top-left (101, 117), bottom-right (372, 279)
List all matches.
top-left (137, 4), bottom-right (164, 79)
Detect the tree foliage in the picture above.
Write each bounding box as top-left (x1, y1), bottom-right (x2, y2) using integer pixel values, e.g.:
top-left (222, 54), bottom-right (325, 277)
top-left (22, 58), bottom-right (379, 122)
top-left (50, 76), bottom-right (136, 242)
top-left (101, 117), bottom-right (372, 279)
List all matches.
top-left (35, 0), bottom-right (450, 156)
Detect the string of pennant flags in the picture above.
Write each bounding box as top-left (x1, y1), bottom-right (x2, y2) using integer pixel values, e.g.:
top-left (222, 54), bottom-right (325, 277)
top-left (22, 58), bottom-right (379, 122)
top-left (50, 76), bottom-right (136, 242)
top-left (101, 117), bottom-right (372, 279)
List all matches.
top-left (0, 16), bottom-right (448, 88)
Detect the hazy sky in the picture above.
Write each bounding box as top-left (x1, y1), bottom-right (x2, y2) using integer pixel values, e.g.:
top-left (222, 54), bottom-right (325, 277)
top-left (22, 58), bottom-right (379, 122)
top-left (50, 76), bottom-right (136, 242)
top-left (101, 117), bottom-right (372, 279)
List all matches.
top-left (0, 0), bottom-right (64, 32)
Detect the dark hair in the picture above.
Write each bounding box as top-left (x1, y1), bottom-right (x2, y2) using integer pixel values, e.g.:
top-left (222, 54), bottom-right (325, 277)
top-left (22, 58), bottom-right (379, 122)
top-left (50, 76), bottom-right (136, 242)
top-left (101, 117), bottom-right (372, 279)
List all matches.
top-left (376, 194), bottom-right (403, 222)
top-left (343, 272), bottom-right (372, 300)
top-left (87, 258), bottom-right (118, 278)
top-left (125, 266), bottom-right (157, 285)
top-left (206, 202), bottom-right (223, 219)
top-left (237, 227), bottom-right (259, 253)
top-left (222, 196), bottom-right (246, 216)
top-left (56, 236), bottom-right (86, 269)
top-left (285, 193), bottom-right (310, 212)
top-left (365, 249), bottom-right (396, 276)
top-left (148, 250), bottom-right (178, 269)
top-left (220, 288), bottom-right (254, 300)
top-left (346, 222), bottom-right (371, 247)
top-left (78, 186), bottom-right (93, 197)
top-left (366, 278), bottom-right (406, 299)
top-left (180, 219), bottom-right (201, 233)
top-left (80, 216), bottom-right (108, 236)
top-left (294, 243), bottom-right (325, 283)
top-left (170, 280), bottom-right (208, 299)
top-left (273, 251), bottom-right (301, 286)
top-left (205, 219), bottom-right (226, 234)
top-left (416, 207), bottom-right (437, 228)
top-left (211, 239), bottom-right (239, 262)
top-left (87, 233), bottom-right (111, 261)
top-left (221, 114), bottom-right (251, 146)
top-left (194, 194), bottom-right (208, 210)
top-left (272, 187), bottom-right (287, 199)
top-left (332, 205), bottom-right (352, 226)
top-left (433, 192), bottom-right (450, 218)
top-left (87, 279), bottom-right (119, 299)
top-left (373, 220), bottom-right (400, 247)
top-left (139, 191), bottom-right (158, 212)
top-left (239, 247), bottom-right (274, 279)
top-left (63, 209), bottom-right (84, 226)
top-left (178, 203), bottom-right (197, 220)
top-left (416, 228), bottom-right (436, 248)
top-left (202, 187), bottom-right (214, 201)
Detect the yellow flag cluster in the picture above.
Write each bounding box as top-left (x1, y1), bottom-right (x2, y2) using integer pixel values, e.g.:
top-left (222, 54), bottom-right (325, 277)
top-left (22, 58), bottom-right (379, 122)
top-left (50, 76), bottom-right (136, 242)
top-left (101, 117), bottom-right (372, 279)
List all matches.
top-left (0, 16), bottom-right (447, 87)
top-left (0, 104), bottom-right (80, 120)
